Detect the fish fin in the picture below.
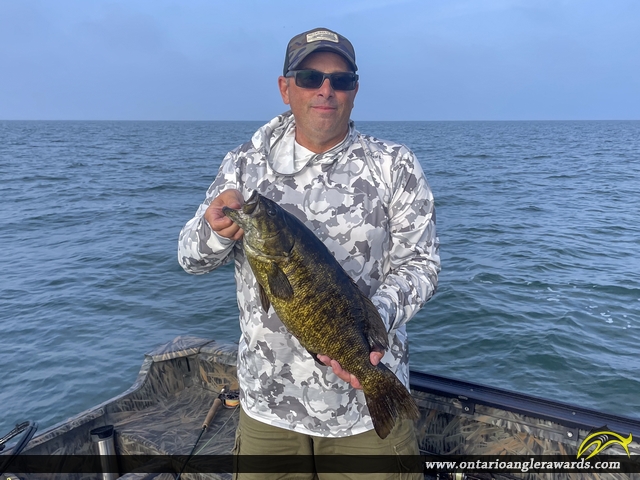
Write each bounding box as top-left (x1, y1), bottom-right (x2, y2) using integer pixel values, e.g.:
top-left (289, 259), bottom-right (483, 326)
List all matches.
top-left (363, 297), bottom-right (389, 351)
top-left (267, 262), bottom-right (293, 300)
top-left (363, 364), bottom-right (420, 439)
top-left (259, 284), bottom-right (271, 312)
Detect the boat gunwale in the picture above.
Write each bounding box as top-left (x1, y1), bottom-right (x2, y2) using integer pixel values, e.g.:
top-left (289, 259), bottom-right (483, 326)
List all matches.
top-left (12, 336), bottom-right (640, 456)
top-left (410, 369), bottom-right (640, 438)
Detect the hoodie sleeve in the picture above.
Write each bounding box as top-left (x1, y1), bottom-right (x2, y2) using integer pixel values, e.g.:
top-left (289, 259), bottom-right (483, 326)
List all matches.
top-left (370, 149), bottom-right (440, 332)
top-left (177, 150), bottom-right (240, 275)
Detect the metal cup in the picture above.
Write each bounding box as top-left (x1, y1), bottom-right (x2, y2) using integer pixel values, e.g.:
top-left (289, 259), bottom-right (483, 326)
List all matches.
top-left (90, 425), bottom-right (118, 480)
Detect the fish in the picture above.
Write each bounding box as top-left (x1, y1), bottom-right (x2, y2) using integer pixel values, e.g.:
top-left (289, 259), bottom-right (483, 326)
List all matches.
top-left (223, 190), bottom-right (419, 439)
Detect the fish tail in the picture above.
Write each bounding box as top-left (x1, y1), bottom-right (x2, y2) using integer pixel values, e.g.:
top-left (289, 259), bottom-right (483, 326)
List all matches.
top-left (363, 364), bottom-right (420, 439)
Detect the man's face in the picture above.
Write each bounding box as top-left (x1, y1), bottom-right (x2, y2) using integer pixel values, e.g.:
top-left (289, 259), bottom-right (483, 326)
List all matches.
top-left (278, 51), bottom-right (359, 153)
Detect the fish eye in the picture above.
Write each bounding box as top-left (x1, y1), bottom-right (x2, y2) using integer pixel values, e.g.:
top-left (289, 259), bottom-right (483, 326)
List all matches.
top-left (267, 208), bottom-right (276, 216)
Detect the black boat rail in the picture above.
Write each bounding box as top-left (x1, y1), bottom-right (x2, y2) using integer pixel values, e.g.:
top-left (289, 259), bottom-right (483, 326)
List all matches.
top-left (410, 369), bottom-right (640, 437)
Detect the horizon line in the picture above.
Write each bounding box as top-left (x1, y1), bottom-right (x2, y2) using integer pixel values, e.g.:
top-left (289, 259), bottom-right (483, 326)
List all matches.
top-left (2, 118), bottom-right (639, 122)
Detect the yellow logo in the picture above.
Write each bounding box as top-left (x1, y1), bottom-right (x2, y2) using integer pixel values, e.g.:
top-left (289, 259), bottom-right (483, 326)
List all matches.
top-left (577, 426), bottom-right (633, 459)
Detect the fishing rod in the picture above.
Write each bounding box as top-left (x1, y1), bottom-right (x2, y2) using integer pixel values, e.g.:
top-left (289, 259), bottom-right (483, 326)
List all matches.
top-left (176, 387), bottom-right (230, 480)
top-left (0, 421), bottom-right (38, 476)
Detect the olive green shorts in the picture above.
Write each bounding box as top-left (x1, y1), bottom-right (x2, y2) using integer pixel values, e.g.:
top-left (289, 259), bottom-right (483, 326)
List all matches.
top-left (232, 407), bottom-right (423, 480)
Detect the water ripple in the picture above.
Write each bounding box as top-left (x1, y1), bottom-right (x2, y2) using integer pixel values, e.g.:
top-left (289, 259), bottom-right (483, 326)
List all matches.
top-left (1, 120), bottom-right (639, 436)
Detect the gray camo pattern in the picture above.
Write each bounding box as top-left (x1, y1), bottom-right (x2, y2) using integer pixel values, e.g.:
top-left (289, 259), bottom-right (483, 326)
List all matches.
top-left (178, 110), bottom-right (440, 437)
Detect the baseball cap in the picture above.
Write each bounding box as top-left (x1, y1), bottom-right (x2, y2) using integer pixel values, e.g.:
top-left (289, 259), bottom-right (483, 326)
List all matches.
top-left (283, 27), bottom-right (357, 75)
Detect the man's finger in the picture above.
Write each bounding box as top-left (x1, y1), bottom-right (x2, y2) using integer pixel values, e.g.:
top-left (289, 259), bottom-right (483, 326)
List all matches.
top-left (317, 352), bottom-right (386, 389)
top-left (317, 354), bottom-right (332, 367)
top-left (205, 189), bottom-right (246, 239)
top-left (370, 351), bottom-right (384, 366)
top-left (330, 360), bottom-right (351, 383)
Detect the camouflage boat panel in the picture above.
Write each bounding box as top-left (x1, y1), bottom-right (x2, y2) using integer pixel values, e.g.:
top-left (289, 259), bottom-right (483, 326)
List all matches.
top-left (414, 390), bottom-right (640, 480)
top-left (6, 337), bottom-right (639, 480)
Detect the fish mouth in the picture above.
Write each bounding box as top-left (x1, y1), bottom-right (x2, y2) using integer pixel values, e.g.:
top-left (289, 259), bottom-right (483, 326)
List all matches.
top-left (242, 190), bottom-right (259, 215)
top-left (222, 190), bottom-right (259, 221)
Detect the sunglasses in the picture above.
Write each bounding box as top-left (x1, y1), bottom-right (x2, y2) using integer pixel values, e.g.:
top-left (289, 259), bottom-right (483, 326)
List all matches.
top-left (285, 69), bottom-right (358, 91)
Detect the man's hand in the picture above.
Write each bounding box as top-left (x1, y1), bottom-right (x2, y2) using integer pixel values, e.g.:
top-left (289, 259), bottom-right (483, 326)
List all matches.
top-left (205, 189), bottom-right (245, 241)
top-left (317, 351), bottom-right (384, 389)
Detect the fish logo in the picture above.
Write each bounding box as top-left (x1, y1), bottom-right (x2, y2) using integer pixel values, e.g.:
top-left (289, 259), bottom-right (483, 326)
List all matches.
top-left (577, 426), bottom-right (633, 459)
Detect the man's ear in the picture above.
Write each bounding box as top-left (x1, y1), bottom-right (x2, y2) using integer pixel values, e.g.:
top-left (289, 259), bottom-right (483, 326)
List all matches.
top-left (278, 76), bottom-right (290, 105)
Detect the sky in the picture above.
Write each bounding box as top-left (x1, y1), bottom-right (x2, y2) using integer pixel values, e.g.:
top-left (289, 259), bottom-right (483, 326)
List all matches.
top-left (1, 0), bottom-right (638, 121)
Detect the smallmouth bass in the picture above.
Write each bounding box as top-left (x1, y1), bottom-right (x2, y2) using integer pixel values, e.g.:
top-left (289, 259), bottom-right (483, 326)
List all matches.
top-left (223, 190), bottom-right (419, 439)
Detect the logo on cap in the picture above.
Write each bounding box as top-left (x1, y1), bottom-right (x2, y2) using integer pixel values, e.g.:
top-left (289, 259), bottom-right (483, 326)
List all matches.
top-left (306, 31), bottom-right (339, 43)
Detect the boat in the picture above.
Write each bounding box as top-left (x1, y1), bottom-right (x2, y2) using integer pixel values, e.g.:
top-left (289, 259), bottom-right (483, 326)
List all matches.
top-left (1, 335), bottom-right (639, 479)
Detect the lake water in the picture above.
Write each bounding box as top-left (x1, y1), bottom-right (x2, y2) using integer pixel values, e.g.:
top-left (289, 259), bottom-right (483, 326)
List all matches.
top-left (1, 119), bottom-right (639, 437)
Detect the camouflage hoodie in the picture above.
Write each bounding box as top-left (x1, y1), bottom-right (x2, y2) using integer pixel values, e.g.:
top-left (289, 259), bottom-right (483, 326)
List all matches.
top-left (178, 111), bottom-right (440, 437)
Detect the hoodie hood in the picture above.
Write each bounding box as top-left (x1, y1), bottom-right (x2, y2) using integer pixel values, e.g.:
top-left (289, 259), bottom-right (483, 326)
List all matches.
top-left (251, 110), bottom-right (357, 176)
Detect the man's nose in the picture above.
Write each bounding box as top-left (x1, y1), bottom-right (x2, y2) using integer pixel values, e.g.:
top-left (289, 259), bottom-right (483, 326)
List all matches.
top-left (317, 78), bottom-right (334, 96)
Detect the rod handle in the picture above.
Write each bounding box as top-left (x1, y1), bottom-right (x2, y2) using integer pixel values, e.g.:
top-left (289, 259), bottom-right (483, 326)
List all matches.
top-left (203, 397), bottom-right (223, 429)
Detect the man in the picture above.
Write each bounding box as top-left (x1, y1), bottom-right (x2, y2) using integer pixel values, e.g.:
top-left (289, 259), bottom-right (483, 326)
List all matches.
top-left (178, 27), bottom-right (440, 479)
